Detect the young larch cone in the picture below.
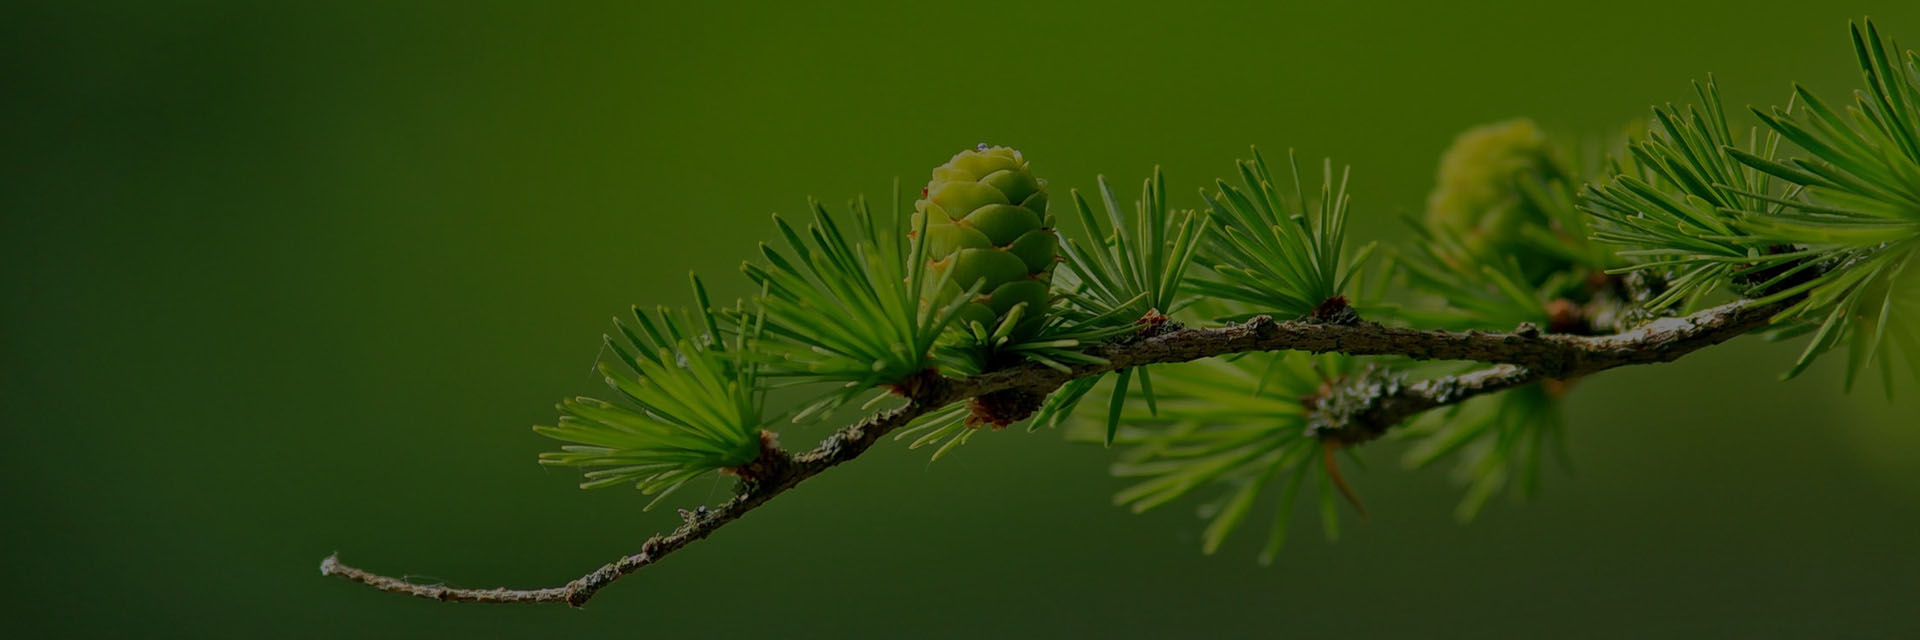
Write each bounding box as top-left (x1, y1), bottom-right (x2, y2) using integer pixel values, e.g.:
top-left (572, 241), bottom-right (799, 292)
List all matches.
top-left (914, 144), bottom-right (1058, 340)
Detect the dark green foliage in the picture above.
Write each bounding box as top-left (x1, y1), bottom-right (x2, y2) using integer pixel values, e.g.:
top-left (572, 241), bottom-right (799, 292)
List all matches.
top-left (1588, 20), bottom-right (1920, 390)
top-left (1399, 382), bottom-right (1568, 522)
top-left (1072, 352), bottom-right (1363, 563)
top-left (1192, 149), bottom-right (1376, 320)
top-left (1735, 21), bottom-right (1920, 388)
top-left (1031, 169), bottom-right (1210, 439)
top-left (532, 17), bottom-right (1919, 562)
top-left (534, 277), bottom-right (767, 507)
top-left (1584, 77), bottom-right (1796, 312)
top-left (745, 193), bottom-right (977, 420)
top-left (1057, 168), bottom-right (1209, 321)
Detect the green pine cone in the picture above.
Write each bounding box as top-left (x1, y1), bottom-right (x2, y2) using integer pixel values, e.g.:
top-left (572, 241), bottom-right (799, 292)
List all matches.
top-left (915, 144), bottom-right (1057, 338)
top-left (1425, 119), bottom-right (1564, 270)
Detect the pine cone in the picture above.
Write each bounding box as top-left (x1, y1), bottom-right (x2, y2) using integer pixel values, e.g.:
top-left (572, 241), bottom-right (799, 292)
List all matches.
top-left (915, 144), bottom-right (1057, 338)
top-left (1425, 119), bottom-right (1564, 271)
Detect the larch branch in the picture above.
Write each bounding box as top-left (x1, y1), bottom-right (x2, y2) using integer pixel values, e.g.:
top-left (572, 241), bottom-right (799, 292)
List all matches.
top-left (322, 297), bottom-right (1786, 606)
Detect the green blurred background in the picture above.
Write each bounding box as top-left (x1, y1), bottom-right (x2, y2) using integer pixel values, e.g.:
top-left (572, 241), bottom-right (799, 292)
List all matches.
top-left (7, 1), bottom-right (1920, 636)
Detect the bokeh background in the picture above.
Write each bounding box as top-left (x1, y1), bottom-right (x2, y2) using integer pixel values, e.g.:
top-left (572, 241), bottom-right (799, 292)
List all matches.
top-left (7, 1), bottom-right (1920, 637)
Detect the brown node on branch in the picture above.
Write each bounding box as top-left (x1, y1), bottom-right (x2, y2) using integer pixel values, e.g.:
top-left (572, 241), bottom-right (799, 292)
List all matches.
top-left (720, 430), bottom-right (793, 489)
top-left (1546, 272), bottom-right (1641, 335)
top-left (1545, 298), bottom-right (1586, 334)
top-left (1134, 308), bottom-right (1172, 336)
top-left (1308, 295), bottom-right (1360, 326)
top-left (965, 387), bottom-right (1047, 429)
top-left (885, 367), bottom-right (947, 400)
top-left (1588, 272), bottom-right (1647, 333)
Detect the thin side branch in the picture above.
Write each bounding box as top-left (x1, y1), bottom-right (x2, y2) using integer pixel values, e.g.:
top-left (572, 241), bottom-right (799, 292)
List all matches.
top-left (322, 298), bottom-right (1785, 606)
